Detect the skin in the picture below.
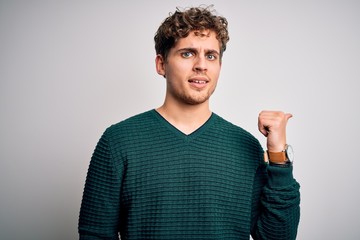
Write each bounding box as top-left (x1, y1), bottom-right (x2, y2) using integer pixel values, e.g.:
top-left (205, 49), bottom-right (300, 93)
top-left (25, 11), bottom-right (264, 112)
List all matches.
top-left (156, 29), bottom-right (291, 159)
top-left (258, 111), bottom-right (292, 153)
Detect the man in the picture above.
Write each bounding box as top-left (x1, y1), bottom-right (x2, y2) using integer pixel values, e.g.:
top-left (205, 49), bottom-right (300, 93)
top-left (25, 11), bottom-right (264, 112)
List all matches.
top-left (79, 6), bottom-right (300, 240)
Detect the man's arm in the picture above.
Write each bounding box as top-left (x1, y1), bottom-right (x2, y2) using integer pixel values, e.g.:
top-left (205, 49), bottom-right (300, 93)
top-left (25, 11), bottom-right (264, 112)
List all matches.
top-left (78, 129), bottom-right (123, 239)
top-left (251, 160), bottom-right (300, 239)
top-left (250, 111), bottom-right (301, 239)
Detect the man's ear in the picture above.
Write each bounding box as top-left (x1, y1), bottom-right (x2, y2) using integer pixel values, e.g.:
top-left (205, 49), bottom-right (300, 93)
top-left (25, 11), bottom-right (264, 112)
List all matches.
top-left (155, 54), bottom-right (166, 77)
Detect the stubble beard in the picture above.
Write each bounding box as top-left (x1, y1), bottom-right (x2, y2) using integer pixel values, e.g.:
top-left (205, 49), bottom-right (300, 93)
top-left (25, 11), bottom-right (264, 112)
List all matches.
top-left (172, 86), bottom-right (217, 106)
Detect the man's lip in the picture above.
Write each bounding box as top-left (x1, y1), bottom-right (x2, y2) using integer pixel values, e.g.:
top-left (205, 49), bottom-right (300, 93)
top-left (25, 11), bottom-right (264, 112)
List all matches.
top-left (188, 77), bottom-right (209, 89)
top-left (188, 77), bottom-right (209, 83)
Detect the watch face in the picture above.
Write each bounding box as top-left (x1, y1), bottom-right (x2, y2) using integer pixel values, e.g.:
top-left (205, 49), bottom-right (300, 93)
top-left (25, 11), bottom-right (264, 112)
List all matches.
top-left (286, 145), bottom-right (294, 162)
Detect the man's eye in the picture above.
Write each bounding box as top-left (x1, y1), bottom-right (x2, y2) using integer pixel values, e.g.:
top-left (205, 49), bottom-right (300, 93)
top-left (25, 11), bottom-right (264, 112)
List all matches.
top-left (181, 52), bottom-right (193, 58)
top-left (206, 54), bottom-right (217, 60)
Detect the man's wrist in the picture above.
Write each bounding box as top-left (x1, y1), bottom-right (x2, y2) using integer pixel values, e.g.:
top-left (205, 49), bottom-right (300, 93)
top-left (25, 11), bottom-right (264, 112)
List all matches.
top-left (266, 144), bottom-right (294, 165)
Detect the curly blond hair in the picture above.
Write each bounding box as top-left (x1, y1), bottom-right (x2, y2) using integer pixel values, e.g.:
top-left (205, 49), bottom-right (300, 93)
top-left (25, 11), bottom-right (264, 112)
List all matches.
top-left (154, 6), bottom-right (229, 60)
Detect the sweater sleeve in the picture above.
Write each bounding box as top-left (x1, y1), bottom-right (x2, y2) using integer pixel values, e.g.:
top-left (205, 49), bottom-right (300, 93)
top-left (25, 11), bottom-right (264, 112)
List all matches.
top-left (78, 129), bottom-right (123, 240)
top-left (250, 162), bottom-right (301, 240)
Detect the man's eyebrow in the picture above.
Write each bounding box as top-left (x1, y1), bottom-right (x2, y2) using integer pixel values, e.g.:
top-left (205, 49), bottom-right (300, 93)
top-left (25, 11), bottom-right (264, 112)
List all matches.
top-left (177, 47), bottom-right (220, 55)
top-left (176, 47), bottom-right (197, 53)
top-left (206, 49), bottom-right (220, 55)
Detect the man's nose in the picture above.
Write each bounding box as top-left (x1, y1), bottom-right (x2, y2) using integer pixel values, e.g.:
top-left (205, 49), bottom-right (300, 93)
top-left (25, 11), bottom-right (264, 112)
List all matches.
top-left (193, 55), bottom-right (207, 72)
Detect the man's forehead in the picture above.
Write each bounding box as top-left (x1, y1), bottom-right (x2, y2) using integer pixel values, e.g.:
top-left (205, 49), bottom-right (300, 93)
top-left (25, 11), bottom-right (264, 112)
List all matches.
top-left (174, 30), bottom-right (220, 51)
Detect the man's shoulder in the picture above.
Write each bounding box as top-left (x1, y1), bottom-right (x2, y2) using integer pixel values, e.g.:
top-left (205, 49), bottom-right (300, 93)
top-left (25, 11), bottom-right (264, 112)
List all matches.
top-left (105, 109), bottom-right (156, 136)
top-left (117, 109), bottom-right (155, 125)
top-left (214, 114), bottom-right (253, 135)
top-left (214, 114), bottom-right (261, 146)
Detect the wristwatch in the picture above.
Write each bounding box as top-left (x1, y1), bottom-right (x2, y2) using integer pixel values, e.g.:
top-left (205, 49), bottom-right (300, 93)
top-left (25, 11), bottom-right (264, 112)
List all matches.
top-left (267, 144), bottom-right (294, 165)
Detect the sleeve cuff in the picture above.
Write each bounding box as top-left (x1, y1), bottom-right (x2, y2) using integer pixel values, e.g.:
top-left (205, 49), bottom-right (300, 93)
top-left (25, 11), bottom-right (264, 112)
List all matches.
top-left (267, 164), bottom-right (295, 188)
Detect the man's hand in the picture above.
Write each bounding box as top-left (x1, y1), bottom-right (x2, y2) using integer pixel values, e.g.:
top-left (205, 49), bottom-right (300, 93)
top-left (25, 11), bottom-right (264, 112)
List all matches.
top-left (258, 111), bottom-right (292, 152)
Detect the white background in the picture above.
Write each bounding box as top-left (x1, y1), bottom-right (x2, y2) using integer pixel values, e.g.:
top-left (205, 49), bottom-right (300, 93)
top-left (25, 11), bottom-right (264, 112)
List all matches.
top-left (1, 0), bottom-right (359, 239)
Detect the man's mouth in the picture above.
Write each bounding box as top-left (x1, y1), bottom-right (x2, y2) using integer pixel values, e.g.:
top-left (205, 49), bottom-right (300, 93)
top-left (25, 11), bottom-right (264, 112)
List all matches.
top-left (188, 79), bottom-right (208, 84)
top-left (188, 78), bottom-right (209, 90)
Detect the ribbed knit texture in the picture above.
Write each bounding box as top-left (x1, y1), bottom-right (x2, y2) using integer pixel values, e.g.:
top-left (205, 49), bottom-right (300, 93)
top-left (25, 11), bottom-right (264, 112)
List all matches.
top-left (79, 110), bottom-right (300, 240)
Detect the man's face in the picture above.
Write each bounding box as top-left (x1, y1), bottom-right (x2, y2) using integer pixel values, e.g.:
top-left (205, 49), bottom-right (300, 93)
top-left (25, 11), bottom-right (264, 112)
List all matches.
top-left (156, 30), bottom-right (222, 106)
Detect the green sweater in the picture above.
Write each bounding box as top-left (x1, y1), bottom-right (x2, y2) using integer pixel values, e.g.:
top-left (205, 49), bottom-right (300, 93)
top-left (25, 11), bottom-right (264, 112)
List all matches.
top-left (79, 110), bottom-right (300, 239)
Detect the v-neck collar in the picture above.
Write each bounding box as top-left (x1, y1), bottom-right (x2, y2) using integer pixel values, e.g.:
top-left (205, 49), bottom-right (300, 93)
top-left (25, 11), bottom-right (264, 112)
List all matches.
top-left (151, 109), bottom-right (217, 142)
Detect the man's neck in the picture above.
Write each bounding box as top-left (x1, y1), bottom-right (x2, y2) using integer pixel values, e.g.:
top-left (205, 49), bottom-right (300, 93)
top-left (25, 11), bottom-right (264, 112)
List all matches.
top-left (156, 101), bottom-right (212, 135)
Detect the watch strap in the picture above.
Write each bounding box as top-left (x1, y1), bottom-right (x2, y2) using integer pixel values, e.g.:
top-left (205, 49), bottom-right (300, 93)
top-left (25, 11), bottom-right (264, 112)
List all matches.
top-left (267, 150), bottom-right (287, 163)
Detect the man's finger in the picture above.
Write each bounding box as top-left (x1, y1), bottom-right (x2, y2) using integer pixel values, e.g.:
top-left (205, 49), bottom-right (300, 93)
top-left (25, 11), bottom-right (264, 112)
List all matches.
top-left (285, 113), bottom-right (293, 121)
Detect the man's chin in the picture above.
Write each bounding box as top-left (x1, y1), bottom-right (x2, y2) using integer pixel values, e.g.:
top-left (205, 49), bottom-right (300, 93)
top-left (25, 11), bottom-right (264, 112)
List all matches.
top-left (183, 95), bottom-right (211, 105)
